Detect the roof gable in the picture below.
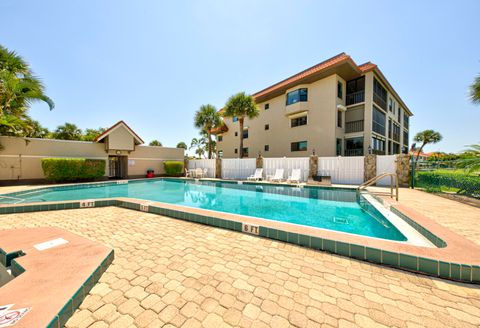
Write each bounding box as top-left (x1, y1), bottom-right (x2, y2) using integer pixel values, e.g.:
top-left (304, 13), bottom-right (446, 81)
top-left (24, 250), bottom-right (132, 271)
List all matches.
top-left (94, 120), bottom-right (144, 145)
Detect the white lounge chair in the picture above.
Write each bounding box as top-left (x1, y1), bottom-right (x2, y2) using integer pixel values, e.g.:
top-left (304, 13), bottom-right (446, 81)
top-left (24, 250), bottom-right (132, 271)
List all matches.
top-left (247, 168), bottom-right (263, 181)
top-left (195, 168), bottom-right (204, 178)
top-left (287, 169), bottom-right (302, 183)
top-left (269, 169), bottom-right (284, 182)
top-left (203, 168), bottom-right (209, 178)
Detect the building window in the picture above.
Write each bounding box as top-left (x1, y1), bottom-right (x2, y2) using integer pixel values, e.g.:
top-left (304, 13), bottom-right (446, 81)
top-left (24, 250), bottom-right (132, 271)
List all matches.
top-left (218, 135), bottom-right (223, 142)
top-left (388, 98), bottom-right (393, 112)
top-left (286, 88), bottom-right (308, 106)
top-left (232, 116), bottom-right (238, 122)
top-left (336, 138), bottom-right (342, 156)
top-left (235, 132), bottom-right (238, 137)
top-left (242, 129), bottom-right (248, 139)
top-left (264, 145), bottom-right (269, 152)
top-left (218, 150), bottom-right (223, 158)
top-left (264, 103), bottom-right (269, 110)
top-left (337, 110), bottom-right (342, 128)
top-left (392, 142), bottom-right (400, 154)
top-left (345, 137), bottom-right (364, 156)
top-left (234, 148), bottom-right (238, 154)
top-left (373, 78), bottom-right (387, 110)
top-left (372, 105), bottom-right (386, 136)
top-left (398, 107), bottom-right (402, 122)
top-left (291, 141), bottom-right (307, 152)
top-left (403, 113), bottom-right (409, 129)
top-left (265, 124), bottom-right (269, 130)
top-left (242, 148), bottom-right (249, 157)
top-left (346, 76), bottom-right (365, 105)
top-left (371, 136), bottom-right (385, 155)
top-left (291, 116), bottom-right (307, 127)
top-left (337, 81), bottom-right (343, 99)
top-left (403, 130), bottom-right (409, 147)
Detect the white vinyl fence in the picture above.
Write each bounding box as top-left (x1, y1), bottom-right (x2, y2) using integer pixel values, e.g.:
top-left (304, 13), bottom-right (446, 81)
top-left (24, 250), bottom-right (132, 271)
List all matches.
top-left (263, 157), bottom-right (309, 182)
top-left (318, 156), bottom-right (364, 185)
top-left (376, 155), bottom-right (397, 186)
top-left (187, 159), bottom-right (216, 178)
top-left (221, 158), bottom-right (257, 180)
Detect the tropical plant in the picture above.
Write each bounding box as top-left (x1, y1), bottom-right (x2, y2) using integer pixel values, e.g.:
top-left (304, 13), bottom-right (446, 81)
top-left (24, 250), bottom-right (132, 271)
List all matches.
top-left (176, 141), bottom-right (187, 149)
top-left (0, 45), bottom-right (54, 135)
top-left (53, 122), bottom-right (82, 140)
top-left (82, 128), bottom-right (105, 141)
top-left (24, 118), bottom-right (50, 138)
top-left (456, 144), bottom-right (480, 174)
top-left (223, 92), bottom-right (259, 158)
top-left (413, 130), bottom-right (443, 164)
top-left (194, 104), bottom-right (221, 159)
top-left (470, 74), bottom-right (480, 104)
top-left (149, 140), bottom-right (162, 146)
top-left (190, 137), bottom-right (206, 159)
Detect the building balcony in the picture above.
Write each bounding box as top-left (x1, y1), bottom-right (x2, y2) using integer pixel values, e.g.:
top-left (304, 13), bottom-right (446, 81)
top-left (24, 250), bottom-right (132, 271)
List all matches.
top-left (346, 91), bottom-right (365, 106)
top-left (345, 120), bottom-right (364, 133)
top-left (345, 149), bottom-right (364, 156)
top-left (373, 92), bottom-right (387, 111)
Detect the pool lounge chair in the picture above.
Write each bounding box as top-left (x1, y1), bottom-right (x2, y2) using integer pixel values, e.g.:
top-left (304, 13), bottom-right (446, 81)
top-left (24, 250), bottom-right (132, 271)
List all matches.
top-left (247, 168), bottom-right (263, 181)
top-left (287, 169), bottom-right (302, 184)
top-left (269, 169), bottom-right (285, 182)
top-left (195, 168), bottom-right (204, 178)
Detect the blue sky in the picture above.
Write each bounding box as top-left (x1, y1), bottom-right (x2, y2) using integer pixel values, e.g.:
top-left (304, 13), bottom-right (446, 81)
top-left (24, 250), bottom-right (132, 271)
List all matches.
top-left (1, 0), bottom-right (479, 153)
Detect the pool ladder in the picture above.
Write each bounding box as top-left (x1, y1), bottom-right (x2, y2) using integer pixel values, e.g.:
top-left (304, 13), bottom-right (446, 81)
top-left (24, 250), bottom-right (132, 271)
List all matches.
top-left (357, 172), bottom-right (399, 201)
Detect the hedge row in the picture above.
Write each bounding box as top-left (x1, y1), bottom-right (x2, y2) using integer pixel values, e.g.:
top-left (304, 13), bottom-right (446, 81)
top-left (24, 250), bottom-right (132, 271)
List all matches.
top-left (163, 161), bottom-right (184, 176)
top-left (416, 171), bottom-right (480, 199)
top-left (41, 158), bottom-right (106, 182)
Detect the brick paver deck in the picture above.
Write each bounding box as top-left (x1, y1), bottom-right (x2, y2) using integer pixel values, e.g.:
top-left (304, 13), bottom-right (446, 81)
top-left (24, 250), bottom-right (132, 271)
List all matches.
top-left (0, 203), bottom-right (479, 328)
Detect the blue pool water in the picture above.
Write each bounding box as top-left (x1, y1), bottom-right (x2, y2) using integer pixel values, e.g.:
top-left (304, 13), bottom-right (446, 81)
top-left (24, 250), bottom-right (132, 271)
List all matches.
top-left (1, 179), bottom-right (406, 241)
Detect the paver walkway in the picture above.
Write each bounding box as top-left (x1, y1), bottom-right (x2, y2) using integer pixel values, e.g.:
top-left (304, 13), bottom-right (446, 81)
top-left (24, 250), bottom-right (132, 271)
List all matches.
top-left (0, 205), bottom-right (479, 328)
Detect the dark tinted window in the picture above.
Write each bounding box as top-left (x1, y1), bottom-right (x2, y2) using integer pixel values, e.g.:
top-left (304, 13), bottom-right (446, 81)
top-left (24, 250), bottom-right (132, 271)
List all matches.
top-left (291, 141), bottom-right (307, 152)
top-left (286, 88), bottom-right (308, 105)
top-left (372, 106), bottom-right (386, 136)
top-left (264, 145), bottom-right (269, 151)
top-left (291, 116), bottom-right (307, 127)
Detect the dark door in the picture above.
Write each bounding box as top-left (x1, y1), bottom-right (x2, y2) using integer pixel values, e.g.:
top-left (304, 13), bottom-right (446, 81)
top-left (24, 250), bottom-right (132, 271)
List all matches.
top-left (108, 156), bottom-right (127, 178)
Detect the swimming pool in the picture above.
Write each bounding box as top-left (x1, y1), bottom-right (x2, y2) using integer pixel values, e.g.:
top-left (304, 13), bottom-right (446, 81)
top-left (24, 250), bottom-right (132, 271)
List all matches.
top-left (0, 179), bottom-right (407, 241)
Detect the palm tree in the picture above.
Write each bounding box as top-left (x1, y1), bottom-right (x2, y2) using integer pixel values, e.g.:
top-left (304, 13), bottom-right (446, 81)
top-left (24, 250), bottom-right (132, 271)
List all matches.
top-left (149, 140), bottom-right (162, 146)
top-left (53, 123), bottom-right (82, 140)
top-left (470, 74), bottom-right (480, 104)
top-left (0, 45), bottom-right (54, 115)
top-left (190, 137), bottom-right (206, 159)
top-left (413, 130), bottom-right (443, 164)
top-left (457, 144), bottom-right (480, 173)
top-left (224, 92), bottom-right (259, 158)
top-left (176, 141), bottom-right (187, 149)
top-left (194, 104), bottom-right (221, 159)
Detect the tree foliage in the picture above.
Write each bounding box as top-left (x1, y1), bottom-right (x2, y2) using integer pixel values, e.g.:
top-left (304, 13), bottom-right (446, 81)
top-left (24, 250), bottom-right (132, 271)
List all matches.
top-left (413, 130), bottom-right (443, 164)
top-left (176, 141), bottom-right (187, 149)
top-left (149, 140), bottom-right (162, 146)
top-left (223, 92), bottom-right (258, 158)
top-left (194, 104), bottom-right (220, 159)
top-left (470, 74), bottom-right (480, 104)
top-left (53, 122), bottom-right (82, 140)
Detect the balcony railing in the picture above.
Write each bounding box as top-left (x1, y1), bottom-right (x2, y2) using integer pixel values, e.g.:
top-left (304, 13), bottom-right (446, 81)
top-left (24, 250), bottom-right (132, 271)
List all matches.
top-left (346, 91), bottom-right (365, 106)
top-left (345, 149), bottom-right (364, 156)
top-left (345, 120), bottom-right (364, 133)
top-left (373, 92), bottom-right (387, 110)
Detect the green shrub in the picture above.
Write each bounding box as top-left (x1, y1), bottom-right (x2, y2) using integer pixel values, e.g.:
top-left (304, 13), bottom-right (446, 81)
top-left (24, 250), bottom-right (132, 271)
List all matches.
top-left (42, 158), bottom-right (106, 182)
top-left (416, 171), bottom-right (480, 198)
top-left (163, 161), bottom-right (184, 176)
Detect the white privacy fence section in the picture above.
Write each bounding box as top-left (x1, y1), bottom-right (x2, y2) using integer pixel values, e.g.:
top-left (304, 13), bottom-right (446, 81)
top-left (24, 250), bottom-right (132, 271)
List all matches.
top-left (376, 155), bottom-right (397, 186)
top-left (187, 159), bottom-right (216, 178)
top-left (318, 156), bottom-right (364, 185)
top-left (221, 158), bottom-right (257, 180)
top-left (263, 157), bottom-right (309, 182)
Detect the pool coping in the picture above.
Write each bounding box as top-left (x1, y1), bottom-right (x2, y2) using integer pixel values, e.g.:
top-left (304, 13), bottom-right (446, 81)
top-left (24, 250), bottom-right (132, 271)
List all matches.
top-left (0, 178), bottom-right (479, 284)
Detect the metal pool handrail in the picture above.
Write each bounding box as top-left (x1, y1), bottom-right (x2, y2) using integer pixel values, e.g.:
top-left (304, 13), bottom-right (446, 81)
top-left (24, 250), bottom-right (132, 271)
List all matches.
top-left (357, 172), bottom-right (399, 201)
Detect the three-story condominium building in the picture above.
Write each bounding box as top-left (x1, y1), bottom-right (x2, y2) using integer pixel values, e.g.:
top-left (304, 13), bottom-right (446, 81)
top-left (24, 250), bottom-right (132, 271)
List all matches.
top-left (214, 53), bottom-right (412, 158)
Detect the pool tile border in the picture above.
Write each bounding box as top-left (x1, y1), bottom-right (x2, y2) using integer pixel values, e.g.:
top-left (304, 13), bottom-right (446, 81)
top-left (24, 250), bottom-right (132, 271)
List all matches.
top-left (1, 180), bottom-right (480, 284)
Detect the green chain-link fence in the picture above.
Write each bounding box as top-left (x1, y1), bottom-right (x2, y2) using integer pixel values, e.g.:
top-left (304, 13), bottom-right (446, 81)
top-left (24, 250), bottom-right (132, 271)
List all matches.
top-left (411, 158), bottom-right (480, 199)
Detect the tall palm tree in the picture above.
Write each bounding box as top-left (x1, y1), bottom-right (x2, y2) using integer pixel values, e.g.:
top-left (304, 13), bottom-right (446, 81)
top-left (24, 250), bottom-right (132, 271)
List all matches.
top-left (223, 92), bottom-right (259, 158)
top-left (190, 137), bottom-right (206, 159)
top-left (413, 130), bottom-right (443, 164)
top-left (0, 45), bottom-right (54, 115)
top-left (53, 123), bottom-right (82, 140)
top-left (194, 104), bottom-right (221, 159)
top-left (470, 74), bottom-right (480, 104)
